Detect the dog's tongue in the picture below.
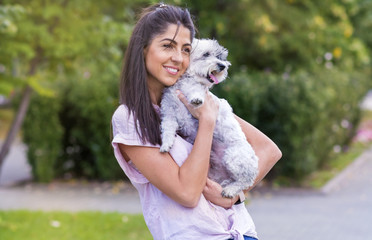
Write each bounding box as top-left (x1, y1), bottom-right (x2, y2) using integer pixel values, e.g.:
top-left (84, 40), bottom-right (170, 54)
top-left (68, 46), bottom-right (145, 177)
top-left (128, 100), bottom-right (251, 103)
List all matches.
top-left (209, 74), bottom-right (219, 84)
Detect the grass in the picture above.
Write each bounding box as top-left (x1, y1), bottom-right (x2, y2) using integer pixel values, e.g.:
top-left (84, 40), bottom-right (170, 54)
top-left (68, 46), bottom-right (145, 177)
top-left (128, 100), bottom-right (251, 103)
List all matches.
top-left (0, 210), bottom-right (152, 240)
top-left (303, 110), bottom-right (372, 189)
top-left (304, 142), bottom-right (368, 189)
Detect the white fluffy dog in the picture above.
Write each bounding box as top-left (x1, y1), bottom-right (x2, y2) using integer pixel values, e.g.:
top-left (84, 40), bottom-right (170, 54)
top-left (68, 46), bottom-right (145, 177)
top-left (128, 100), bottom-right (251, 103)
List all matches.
top-left (159, 39), bottom-right (258, 198)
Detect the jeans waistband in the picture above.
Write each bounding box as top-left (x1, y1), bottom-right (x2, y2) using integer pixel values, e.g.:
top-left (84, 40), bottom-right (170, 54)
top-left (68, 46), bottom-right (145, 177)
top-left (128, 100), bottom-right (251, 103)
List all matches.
top-left (228, 235), bottom-right (258, 240)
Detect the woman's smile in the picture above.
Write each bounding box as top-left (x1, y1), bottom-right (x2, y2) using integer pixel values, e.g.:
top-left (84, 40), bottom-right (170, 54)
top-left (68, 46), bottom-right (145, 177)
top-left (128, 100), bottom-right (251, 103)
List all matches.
top-left (164, 66), bottom-right (179, 75)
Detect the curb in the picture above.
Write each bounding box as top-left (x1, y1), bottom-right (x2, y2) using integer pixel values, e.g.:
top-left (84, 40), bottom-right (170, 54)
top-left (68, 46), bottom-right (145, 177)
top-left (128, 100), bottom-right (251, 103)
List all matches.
top-left (321, 146), bottom-right (372, 194)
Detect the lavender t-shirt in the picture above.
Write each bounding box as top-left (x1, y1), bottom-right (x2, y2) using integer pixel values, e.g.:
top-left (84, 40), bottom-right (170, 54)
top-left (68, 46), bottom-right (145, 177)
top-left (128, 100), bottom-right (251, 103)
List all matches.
top-left (111, 104), bottom-right (258, 240)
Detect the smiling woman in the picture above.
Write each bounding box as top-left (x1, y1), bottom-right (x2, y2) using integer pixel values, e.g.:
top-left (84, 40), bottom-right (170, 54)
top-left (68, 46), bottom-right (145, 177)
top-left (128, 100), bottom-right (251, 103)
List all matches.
top-left (119, 4), bottom-right (195, 146)
top-left (111, 3), bottom-right (281, 240)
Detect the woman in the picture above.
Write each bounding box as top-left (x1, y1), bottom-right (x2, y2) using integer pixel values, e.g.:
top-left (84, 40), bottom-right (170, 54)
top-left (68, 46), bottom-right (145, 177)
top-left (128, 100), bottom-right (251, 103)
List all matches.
top-left (111, 3), bottom-right (282, 240)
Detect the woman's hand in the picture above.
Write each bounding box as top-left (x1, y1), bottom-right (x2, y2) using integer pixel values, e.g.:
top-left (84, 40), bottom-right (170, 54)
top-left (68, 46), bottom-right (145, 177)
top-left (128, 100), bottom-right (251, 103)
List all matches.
top-left (203, 178), bottom-right (239, 209)
top-left (177, 90), bottom-right (219, 124)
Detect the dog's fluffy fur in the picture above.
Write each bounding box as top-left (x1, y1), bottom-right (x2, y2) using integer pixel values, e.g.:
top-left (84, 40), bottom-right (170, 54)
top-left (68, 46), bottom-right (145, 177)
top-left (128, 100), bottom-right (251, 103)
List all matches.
top-left (159, 39), bottom-right (258, 198)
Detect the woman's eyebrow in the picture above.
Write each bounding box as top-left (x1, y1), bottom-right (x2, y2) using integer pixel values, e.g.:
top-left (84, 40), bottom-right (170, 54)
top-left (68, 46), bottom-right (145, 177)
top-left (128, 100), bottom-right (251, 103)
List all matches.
top-left (160, 38), bottom-right (177, 44)
top-left (160, 38), bottom-right (191, 47)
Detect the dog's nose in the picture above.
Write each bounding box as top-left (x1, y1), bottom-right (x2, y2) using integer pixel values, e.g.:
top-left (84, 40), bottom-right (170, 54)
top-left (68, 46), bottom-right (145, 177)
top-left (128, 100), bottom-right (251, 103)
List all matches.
top-left (217, 63), bottom-right (226, 71)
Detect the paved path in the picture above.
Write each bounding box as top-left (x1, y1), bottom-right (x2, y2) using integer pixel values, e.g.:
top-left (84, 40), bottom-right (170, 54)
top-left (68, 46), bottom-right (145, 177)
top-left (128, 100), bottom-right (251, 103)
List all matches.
top-left (249, 147), bottom-right (372, 240)
top-left (0, 140), bottom-right (32, 186)
top-left (0, 141), bottom-right (141, 213)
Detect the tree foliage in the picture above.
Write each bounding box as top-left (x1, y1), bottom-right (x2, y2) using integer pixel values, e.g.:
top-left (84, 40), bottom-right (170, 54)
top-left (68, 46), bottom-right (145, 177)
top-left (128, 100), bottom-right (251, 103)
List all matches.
top-left (1, 0), bottom-right (371, 181)
top-left (0, 0), bottom-right (138, 180)
top-left (185, 0), bottom-right (370, 73)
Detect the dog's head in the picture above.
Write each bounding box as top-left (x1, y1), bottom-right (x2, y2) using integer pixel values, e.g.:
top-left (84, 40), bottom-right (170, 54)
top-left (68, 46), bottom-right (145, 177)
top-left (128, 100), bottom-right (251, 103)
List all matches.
top-left (187, 38), bottom-right (231, 88)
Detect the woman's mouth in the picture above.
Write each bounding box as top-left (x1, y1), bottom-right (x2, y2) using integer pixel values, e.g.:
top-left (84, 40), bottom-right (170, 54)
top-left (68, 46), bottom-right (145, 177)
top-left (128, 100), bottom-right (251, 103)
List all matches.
top-left (164, 66), bottom-right (179, 75)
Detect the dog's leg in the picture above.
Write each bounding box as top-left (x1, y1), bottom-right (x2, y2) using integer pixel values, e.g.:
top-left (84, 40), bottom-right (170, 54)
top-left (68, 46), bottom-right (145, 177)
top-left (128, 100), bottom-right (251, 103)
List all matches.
top-left (190, 94), bottom-right (204, 106)
top-left (160, 89), bottom-right (180, 153)
top-left (185, 83), bottom-right (206, 107)
top-left (160, 118), bottom-right (179, 152)
top-left (220, 143), bottom-right (258, 198)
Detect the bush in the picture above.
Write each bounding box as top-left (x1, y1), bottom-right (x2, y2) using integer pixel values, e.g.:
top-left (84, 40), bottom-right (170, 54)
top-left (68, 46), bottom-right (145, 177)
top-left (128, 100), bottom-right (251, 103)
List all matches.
top-left (213, 67), bottom-right (370, 180)
top-left (22, 75), bottom-right (125, 182)
top-left (22, 94), bottom-right (63, 182)
top-left (57, 76), bottom-right (124, 180)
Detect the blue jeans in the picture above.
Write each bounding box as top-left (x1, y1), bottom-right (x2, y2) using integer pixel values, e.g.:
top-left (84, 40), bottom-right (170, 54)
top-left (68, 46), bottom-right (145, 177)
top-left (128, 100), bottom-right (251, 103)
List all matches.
top-left (228, 236), bottom-right (258, 240)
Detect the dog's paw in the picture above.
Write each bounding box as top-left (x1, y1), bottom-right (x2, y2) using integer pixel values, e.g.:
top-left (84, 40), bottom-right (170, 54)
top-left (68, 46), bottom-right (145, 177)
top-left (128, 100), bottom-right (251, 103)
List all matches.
top-left (221, 185), bottom-right (241, 198)
top-left (190, 98), bottom-right (203, 106)
top-left (159, 143), bottom-right (172, 153)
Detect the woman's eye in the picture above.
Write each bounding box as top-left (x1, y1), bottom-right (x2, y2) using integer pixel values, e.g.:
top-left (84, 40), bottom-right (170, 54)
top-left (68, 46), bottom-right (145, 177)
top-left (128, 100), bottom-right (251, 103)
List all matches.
top-left (163, 44), bottom-right (172, 49)
top-left (183, 48), bottom-right (191, 54)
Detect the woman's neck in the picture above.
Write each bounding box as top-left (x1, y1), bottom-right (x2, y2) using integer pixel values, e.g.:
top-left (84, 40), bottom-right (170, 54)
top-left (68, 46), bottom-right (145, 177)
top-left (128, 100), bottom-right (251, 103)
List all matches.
top-left (148, 82), bottom-right (164, 106)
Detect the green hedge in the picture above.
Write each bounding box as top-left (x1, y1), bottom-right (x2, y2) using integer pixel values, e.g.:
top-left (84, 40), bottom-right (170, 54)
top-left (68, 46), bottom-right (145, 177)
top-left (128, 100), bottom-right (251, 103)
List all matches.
top-left (57, 77), bottom-right (123, 180)
top-left (22, 75), bottom-right (125, 182)
top-left (22, 95), bottom-right (63, 182)
top-left (213, 67), bottom-right (370, 180)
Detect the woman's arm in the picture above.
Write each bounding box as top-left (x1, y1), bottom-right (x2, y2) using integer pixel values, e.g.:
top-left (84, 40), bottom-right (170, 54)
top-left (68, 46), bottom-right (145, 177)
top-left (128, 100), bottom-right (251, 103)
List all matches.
top-left (203, 114), bottom-right (282, 208)
top-left (236, 114), bottom-right (282, 188)
top-left (119, 91), bottom-right (219, 208)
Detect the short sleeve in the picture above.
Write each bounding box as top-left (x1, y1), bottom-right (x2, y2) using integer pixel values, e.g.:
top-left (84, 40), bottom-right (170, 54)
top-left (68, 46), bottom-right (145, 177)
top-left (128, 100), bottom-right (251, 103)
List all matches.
top-left (111, 105), bottom-right (159, 184)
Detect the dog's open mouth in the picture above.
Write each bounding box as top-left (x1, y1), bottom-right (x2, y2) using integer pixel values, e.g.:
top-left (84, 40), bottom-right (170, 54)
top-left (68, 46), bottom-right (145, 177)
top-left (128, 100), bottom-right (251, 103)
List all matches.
top-left (207, 71), bottom-right (219, 84)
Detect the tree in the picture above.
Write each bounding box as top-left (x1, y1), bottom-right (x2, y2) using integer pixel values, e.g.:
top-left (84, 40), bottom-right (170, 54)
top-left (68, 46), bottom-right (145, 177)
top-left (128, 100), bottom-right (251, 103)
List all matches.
top-left (0, 0), bottom-right (134, 175)
top-left (0, 3), bottom-right (29, 171)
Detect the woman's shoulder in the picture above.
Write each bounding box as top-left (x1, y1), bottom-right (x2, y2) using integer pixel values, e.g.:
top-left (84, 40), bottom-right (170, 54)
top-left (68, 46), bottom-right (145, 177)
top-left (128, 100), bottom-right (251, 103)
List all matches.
top-left (113, 104), bottom-right (129, 118)
top-left (111, 104), bottom-right (136, 130)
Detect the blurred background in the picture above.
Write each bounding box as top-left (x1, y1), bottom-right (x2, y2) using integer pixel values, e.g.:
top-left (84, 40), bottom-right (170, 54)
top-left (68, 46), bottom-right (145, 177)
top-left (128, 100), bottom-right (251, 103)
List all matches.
top-left (1, 0), bottom-right (371, 184)
top-left (1, 0), bottom-right (372, 239)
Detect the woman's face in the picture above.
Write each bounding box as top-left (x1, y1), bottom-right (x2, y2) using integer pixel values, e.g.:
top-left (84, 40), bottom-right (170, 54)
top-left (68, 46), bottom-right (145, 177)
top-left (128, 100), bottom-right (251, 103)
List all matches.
top-left (144, 24), bottom-right (191, 94)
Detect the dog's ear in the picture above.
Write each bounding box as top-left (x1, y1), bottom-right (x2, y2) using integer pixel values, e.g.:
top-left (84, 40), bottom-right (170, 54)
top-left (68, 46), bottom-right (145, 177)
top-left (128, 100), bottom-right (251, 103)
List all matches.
top-left (191, 38), bottom-right (199, 50)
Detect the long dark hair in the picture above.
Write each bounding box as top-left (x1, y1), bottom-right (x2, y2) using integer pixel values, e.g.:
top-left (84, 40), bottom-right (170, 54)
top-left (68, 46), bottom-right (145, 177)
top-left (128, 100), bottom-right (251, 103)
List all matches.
top-left (119, 3), bottom-right (195, 145)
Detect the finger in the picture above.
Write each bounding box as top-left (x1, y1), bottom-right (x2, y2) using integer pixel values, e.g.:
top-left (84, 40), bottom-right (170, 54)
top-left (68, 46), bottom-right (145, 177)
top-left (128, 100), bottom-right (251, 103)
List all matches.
top-left (176, 90), bottom-right (189, 106)
top-left (207, 178), bottom-right (220, 189)
top-left (205, 178), bottom-right (213, 187)
top-left (206, 178), bottom-right (214, 184)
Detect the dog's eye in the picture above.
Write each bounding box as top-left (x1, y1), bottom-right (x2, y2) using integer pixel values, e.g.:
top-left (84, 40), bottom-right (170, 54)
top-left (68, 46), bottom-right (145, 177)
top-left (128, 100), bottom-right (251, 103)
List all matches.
top-left (217, 53), bottom-right (227, 61)
top-left (203, 52), bottom-right (210, 58)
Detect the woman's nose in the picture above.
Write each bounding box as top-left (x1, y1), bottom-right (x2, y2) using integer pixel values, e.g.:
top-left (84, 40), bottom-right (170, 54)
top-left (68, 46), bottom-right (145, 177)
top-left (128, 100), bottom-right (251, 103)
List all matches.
top-left (171, 50), bottom-right (183, 63)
